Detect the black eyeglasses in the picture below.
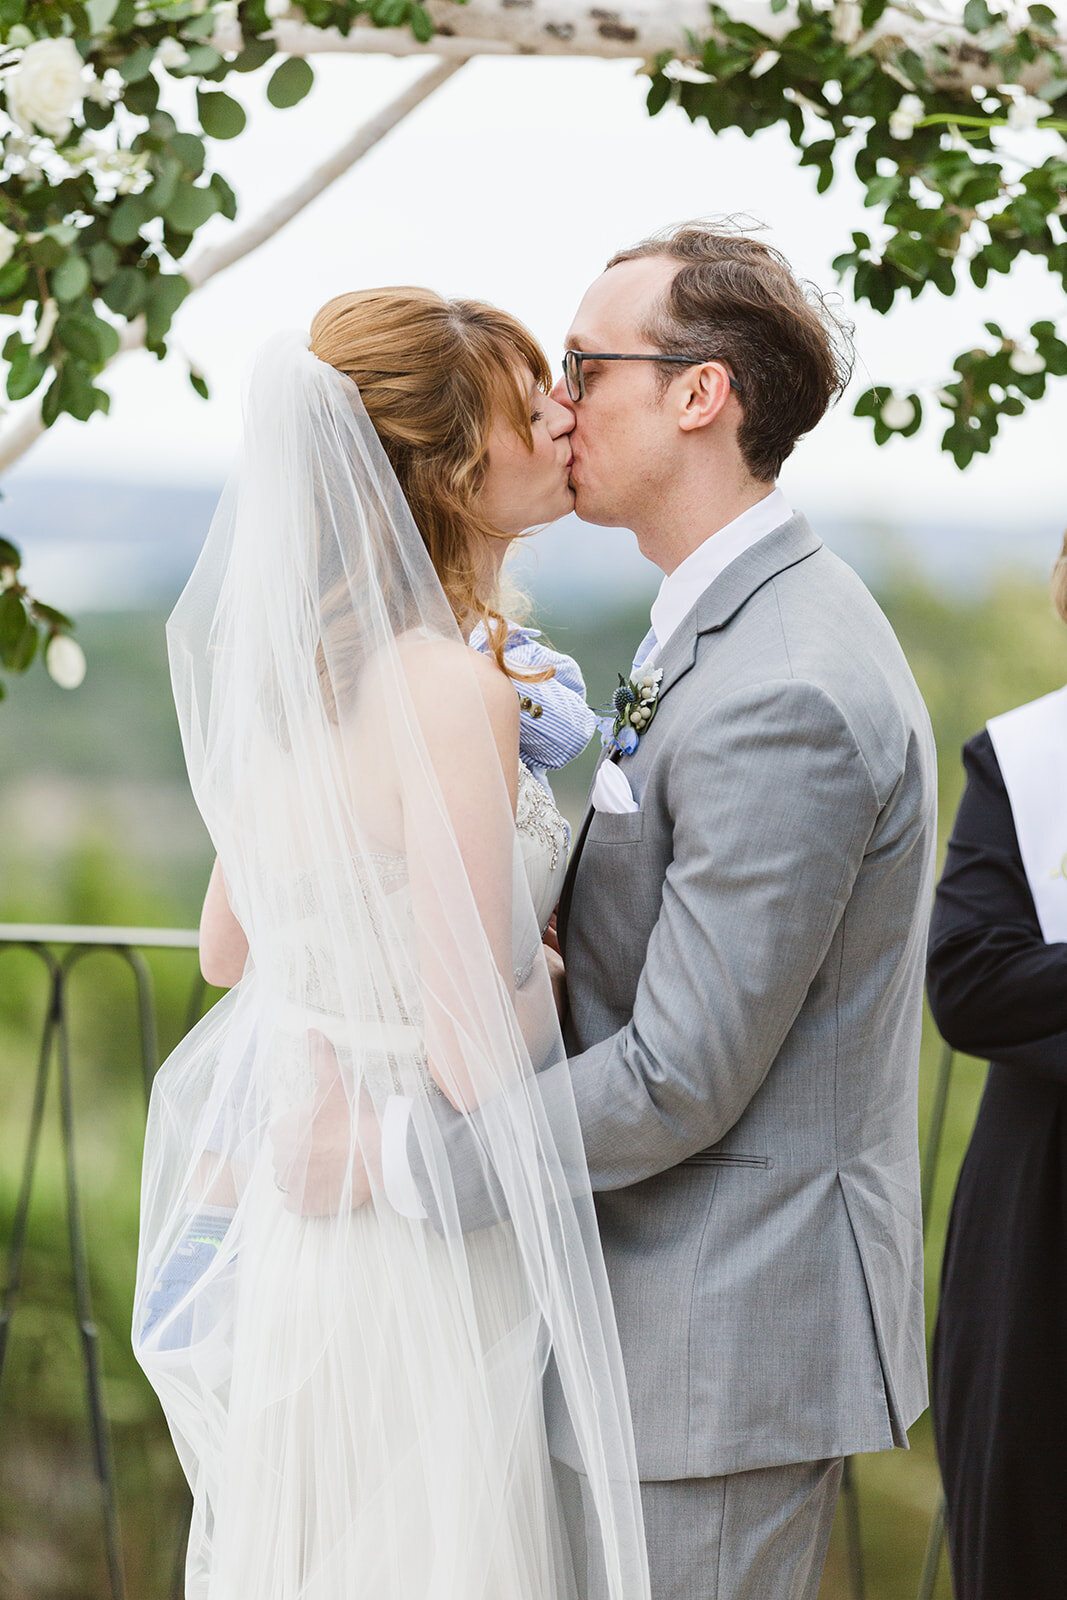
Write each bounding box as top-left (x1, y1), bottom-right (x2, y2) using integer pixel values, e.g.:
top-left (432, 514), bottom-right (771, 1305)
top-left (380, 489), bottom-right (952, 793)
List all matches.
top-left (562, 349), bottom-right (742, 404)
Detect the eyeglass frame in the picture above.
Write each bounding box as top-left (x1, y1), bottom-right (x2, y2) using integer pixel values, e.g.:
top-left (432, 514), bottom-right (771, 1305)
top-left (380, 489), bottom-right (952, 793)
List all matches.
top-left (562, 349), bottom-right (742, 404)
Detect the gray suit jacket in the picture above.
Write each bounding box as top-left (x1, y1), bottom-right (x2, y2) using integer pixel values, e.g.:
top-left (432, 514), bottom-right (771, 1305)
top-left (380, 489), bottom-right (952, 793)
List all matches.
top-left (552, 514), bottom-right (937, 1479)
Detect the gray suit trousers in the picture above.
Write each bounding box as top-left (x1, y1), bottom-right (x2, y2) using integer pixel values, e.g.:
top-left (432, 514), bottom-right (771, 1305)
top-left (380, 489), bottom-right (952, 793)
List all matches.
top-left (557, 1459), bottom-right (843, 1600)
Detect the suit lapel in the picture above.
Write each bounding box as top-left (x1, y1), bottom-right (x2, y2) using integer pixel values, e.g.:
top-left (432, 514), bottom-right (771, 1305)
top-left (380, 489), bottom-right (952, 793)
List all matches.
top-left (558, 514), bottom-right (823, 948)
top-left (652, 513), bottom-right (823, 710)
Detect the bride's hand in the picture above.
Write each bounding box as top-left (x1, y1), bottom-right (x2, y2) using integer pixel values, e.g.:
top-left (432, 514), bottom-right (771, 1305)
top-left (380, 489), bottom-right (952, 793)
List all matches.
top-left (269, 1030), bottom-right (380, 1214)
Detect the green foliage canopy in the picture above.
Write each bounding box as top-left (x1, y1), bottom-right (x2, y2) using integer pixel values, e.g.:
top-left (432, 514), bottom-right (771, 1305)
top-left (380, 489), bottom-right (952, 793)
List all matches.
top-left (647, 0), bottom-right (1067, 466)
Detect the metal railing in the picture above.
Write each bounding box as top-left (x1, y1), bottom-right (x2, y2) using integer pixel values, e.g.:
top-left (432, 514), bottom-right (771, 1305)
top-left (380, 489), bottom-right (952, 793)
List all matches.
top-left (0, 924), bottom-right (962, 1600)
top-left (0, 924), bottom-right (204, 1600)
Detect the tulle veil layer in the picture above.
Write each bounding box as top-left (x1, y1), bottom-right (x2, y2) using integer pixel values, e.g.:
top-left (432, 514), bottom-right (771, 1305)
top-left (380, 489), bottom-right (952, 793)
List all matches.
top-left (133, 333), bottom-right (650, 1600)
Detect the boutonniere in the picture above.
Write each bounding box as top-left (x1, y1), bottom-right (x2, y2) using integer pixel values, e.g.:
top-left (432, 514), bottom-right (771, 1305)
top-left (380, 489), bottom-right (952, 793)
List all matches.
top-left (597, 666), bottom-right (664, 755)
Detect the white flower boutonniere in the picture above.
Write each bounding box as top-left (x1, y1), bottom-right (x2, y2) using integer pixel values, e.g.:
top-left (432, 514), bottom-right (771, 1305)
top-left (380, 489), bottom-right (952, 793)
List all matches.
top-left (597, 666), bottom-right (664, 756)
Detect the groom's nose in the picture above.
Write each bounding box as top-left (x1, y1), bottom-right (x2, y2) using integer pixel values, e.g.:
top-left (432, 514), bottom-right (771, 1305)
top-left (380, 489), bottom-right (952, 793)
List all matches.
top-left (549, 375), bottom-right (576, 415)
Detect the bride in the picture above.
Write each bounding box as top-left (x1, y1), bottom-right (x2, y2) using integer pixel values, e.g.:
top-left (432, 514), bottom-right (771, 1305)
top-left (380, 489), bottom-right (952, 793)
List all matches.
top-left (133, 288), bottom-right (650, 1600)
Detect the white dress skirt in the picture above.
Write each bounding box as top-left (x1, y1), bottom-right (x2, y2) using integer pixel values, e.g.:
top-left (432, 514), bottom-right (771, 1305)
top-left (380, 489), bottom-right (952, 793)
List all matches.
top-left (170, 766), bottom-right (576, 1600)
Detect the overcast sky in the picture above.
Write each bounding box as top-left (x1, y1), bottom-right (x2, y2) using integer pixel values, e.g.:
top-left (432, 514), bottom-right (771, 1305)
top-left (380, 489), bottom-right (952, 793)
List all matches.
top-left (7, 49), bottom-right (1067, 537)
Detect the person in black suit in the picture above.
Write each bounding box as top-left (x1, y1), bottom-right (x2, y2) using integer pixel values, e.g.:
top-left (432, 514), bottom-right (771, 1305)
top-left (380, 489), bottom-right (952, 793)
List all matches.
top-left (927, 535), bottom-right (1067, 1600)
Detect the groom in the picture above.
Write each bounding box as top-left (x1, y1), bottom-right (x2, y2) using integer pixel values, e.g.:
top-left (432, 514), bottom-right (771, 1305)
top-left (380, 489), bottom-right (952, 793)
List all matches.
top-left (388, 224), bottom-right (937, 1598)
top-left (536, 224), bottom-right (936, 1599)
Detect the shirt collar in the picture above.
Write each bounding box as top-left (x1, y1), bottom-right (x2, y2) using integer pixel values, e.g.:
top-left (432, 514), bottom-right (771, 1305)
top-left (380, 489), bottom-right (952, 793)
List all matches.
top-left (649, 487), bottom-right (792, 653)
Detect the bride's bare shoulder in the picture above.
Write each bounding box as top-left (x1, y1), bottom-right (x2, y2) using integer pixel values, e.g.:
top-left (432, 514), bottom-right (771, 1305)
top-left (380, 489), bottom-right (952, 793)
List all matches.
top-left (395, 634), bottom-right (518, 735)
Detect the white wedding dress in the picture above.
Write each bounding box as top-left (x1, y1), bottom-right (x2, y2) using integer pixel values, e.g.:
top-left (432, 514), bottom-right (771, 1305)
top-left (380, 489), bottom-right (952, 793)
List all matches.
top-left (139, 336), bottom-right (649, 1600)
top-left (186, 764), bottom-right (572, 1600)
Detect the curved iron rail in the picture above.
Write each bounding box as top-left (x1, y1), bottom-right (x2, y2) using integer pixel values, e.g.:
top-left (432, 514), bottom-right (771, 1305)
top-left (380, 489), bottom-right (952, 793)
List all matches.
top-left (0, 923), bottom-right (963, 1600)
top-left (0, 925), bottom-right (200, 1600)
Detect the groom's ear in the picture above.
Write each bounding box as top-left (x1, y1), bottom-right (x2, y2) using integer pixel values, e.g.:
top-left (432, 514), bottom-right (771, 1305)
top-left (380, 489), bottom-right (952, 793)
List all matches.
top-left (677, 363), bottom-right (735, 435)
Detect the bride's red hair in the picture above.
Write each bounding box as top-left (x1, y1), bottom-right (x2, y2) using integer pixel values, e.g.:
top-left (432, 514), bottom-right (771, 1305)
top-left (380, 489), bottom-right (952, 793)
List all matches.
top-left (310, 286), bottom-right (553, 683)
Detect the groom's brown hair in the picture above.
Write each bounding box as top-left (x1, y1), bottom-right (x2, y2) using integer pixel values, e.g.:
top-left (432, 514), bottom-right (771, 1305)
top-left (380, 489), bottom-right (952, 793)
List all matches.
top-left (607, 222), bottom-right (853, 481)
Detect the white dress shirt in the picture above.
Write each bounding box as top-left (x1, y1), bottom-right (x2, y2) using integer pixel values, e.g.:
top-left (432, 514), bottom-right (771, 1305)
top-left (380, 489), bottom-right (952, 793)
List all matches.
top-left (648, 486), bottom-right (792, 659)
top-left (381, 486), bottom-right (794, 1219)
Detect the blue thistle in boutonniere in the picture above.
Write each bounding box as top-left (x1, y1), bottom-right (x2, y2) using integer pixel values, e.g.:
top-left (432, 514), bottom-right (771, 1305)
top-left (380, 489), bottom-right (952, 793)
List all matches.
top-left (597, 666), bottom-right (664, 755)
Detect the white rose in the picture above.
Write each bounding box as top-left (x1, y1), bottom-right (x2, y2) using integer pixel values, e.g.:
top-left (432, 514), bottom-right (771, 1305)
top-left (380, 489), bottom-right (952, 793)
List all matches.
top-left (880, 393), bottom-right (917, 430)
top-left (156, 37), bottom-right (189, 69)
top-left (0, 222), bottom-right (18, 271)
top-left (1009, 347), bottom-right (1045, 375)
top-left (264, 0), bottom-right (290, 16)
top-left (46, 634), bottom-right (87, 690)
top-left (7, 37), bottom-right (86, 142)
top-left (1007, 95), bottom-right (1052, 132)
top-left (889, 94), bottom-right (925, 141)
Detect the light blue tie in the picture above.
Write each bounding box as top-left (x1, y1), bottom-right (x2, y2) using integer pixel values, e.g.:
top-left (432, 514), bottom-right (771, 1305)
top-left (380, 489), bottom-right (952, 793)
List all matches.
top-left (631, 627), bottom-right (658, 678)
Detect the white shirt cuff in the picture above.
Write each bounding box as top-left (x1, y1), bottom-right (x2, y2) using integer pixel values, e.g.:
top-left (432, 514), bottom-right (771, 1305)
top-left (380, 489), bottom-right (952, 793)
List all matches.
top-left (381, 1096), bottom-right (428, 1220)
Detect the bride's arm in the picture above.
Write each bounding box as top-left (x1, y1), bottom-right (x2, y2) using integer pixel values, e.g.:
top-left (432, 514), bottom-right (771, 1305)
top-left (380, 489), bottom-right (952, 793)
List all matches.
top-left (198, 857), bottom-right (249, 988)
top-left (399, 639), bottom-right (520, 1112)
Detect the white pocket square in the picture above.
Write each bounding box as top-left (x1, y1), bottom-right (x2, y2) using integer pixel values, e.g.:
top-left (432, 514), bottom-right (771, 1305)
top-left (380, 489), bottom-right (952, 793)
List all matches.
top-left (591, 760), bottom-right (639, 814)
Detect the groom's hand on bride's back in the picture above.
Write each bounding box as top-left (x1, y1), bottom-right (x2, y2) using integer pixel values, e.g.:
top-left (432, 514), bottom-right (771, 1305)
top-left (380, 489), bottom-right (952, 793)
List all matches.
top-left (269, 1029), bottom-right (380, 1214)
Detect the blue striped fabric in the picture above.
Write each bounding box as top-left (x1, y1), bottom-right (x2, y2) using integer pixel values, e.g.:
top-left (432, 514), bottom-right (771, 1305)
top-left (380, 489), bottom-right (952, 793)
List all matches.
top-left (469, 621), bottom-right (598, 793)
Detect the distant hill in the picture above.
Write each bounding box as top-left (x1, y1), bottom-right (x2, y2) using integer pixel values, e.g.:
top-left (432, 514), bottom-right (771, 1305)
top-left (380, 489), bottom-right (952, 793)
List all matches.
top-left (3, 472), bottom-right (1064, 620)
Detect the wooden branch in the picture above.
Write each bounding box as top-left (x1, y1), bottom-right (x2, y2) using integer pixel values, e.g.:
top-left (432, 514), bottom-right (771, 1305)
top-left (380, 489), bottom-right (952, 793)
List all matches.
top-left (273, 1), bottom-right (711, 61)
top-left (0, 59), bottom-right (464, 477)
top-left (274, 0), bottom-right (1067, 91)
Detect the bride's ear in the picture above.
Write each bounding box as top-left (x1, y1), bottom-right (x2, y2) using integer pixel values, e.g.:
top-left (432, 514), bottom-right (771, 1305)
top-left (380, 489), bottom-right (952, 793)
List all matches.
top-left (677, 363), bottom-right (736, 434)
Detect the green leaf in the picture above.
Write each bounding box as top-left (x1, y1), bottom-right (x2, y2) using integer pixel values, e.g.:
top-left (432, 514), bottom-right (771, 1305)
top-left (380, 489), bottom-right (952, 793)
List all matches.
top-left (31, 601), bottom-right (75, 630)
top-left (85, 0), bottom-right (119, 29)
top-left (143, 272), bottom-right (190, 346)
top-left (0, 590), bottom-right (27, 657)
top-left (9, 620), bottom-right (37, 672)
top-left (963, 0), bottom-right (992, 31)
top-left (163, 181), bottom-right (219, 234)
top-left (57, 312), bottom-right (120, 366)
top-left (29, 233), bottom-right (67, 271)
top-left (209, 171), bottom-right (238, 221)
top-left (189, 367), bottom-right (209, 399)
top-left (89, 240), bottom-right (120, 283)
top-left (175, 42), bottom-right (223, 74)
top-left (0, 538), bottom-right (20, 569)
top-left (102, 266), bottom-right (147, 317)
top-left (646, 74), bottom-right (673, 117)
top-left (182, 8), bottom-right (221, 37)
top-left (52, 359), bottom-right (99, 423)
top-left (51, 252), bottom-right (91, 304)
top-left (234, 38), bottom-right (276, 72)
top-left (170, 132), bottom-right (206, 177)
top-left (410, 4), bottom-right (434, 43)
top-left (267, 56), bottom-right (314, 109)
top-left (6, 346), bottom-right (46, 402)
top-left (0, 261), bottom-right (28, 302)
top-left (83, 95), bottom-right (115, 130)
top-left (124, 74), bottom-right (161, 116)
top-left (197, 89), bottom-right (247, 140)
top-left (120, 44), bottom-right (156, 82)
top-left (108, 193), bottom-right (153, 245)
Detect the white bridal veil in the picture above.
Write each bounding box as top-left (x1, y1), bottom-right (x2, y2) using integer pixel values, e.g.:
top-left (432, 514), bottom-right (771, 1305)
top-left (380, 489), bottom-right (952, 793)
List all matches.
top-left (133, 333), bottom-right (650, 1600)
